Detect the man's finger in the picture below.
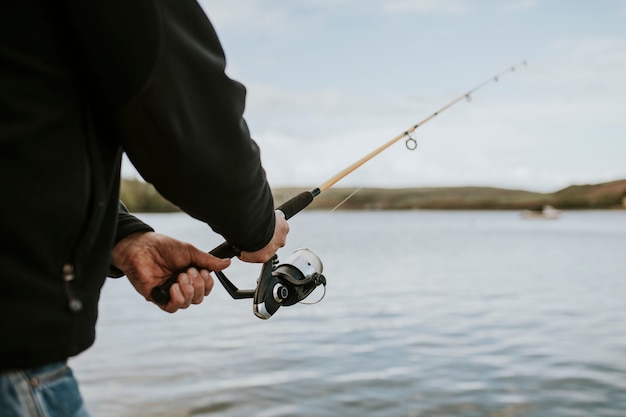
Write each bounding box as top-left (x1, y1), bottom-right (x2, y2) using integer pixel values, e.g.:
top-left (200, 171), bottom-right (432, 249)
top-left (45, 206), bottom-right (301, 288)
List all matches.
top-left (163, 282), bottom-right (184, 313)
top-left (200, 269), bottom-right (214, 296)
top-left (189, 248), bottom-right (231, 271)
top-left (176, 272), bottom-right (194, 309)
top-left (187, 268), bottom-right (205, 305)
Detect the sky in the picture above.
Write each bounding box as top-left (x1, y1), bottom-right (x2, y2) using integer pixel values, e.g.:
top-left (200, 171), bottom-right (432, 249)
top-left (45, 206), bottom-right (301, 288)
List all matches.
top-left (126, 0), bottom-right (626, 192)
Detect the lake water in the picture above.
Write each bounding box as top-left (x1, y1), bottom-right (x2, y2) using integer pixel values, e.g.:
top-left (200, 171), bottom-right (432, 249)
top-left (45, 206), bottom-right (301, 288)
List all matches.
top-left (71, 210), bottom-right (626, 417)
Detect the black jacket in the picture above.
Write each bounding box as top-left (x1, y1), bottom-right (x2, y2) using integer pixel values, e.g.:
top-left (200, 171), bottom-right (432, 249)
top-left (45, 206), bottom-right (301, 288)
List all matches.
top-left (0, 0), bottom-right (275, 370)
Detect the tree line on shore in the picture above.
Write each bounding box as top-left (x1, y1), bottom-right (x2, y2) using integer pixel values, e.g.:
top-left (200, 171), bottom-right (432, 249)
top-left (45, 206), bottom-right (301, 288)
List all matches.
top-left (120, 178), bottom-right (626, 213)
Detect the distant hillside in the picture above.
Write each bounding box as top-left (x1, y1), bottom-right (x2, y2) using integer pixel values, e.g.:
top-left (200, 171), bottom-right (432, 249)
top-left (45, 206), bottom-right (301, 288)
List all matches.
top-left (120, 179), bottom-right (179, 212)
top-left (121, 179), bottom-right (626, 212)
top-left (275, 186), bottom-right (550, 211)
top-left (551, 179), bottom-right (626, 209)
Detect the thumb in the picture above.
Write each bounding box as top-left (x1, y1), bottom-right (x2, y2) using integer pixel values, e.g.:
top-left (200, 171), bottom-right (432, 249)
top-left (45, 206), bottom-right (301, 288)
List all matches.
top-left (187, 247), bottom-right (231, 272)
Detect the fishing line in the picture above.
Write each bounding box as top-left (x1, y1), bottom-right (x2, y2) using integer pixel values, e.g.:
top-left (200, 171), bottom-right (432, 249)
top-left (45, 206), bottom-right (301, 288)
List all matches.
top-left (330, 187), bottom-right (363, 212)
top-left (151, 61), bottom-right (527, 318)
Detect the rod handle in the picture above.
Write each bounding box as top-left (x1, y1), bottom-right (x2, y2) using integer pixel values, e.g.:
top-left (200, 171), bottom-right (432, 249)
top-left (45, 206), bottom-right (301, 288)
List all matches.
top-left (277, 190), bottom-right (316, 220)
top-left (149, 190), bottom-right (317, 305)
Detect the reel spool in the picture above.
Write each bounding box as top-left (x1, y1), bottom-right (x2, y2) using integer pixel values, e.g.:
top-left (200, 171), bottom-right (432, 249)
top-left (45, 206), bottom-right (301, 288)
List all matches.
top-left (213, 248), bottom-right (326, 319)
top-left (252, 248), bottom-right (326, 319)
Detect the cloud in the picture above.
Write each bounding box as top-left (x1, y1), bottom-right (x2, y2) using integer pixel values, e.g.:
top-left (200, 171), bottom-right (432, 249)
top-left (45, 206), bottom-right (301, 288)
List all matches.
top-left (199, 0), bottom-right (359, 34)
top-left (381, 0), bottom-right (472, 14)
top-left (496, 0), bottom-right (539, 14)
top-left (198, 0), bottom-right (279, 28)
top-left (243, 80), bottom-right (434, 142)
top-left (201, 0), bottom-right (543, 25)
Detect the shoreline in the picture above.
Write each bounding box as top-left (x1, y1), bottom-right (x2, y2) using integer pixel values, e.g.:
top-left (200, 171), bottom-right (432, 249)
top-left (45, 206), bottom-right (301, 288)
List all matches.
top-left (121, 179), bottom-right (626, 213)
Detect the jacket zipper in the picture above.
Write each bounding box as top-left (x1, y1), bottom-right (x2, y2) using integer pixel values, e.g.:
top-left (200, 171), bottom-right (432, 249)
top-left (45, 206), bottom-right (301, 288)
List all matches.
top-left (62, 103), bottom-right (94, 314)
top-left (62, 263), bottom-right (83, 313)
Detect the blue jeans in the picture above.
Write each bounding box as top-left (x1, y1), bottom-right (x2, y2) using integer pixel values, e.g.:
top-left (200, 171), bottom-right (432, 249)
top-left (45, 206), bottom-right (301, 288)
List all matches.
top-left (0, 362), bottom-right (89, 417)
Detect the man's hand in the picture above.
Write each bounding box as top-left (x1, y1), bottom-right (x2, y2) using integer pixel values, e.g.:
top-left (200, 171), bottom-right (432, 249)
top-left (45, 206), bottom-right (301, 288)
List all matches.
top-left (239, 211), bottom-right (289, 263)
top-left (111, 232), bottom-right (230, 313)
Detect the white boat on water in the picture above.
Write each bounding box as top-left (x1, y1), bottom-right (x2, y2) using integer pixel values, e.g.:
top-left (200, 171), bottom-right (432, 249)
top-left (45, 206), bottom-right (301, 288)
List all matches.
top-left (521, 205), bottom-right (561, 220)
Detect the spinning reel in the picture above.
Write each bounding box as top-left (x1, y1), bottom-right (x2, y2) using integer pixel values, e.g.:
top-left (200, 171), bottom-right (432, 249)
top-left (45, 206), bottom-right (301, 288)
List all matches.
top-left (151, 246), bottom-right (326, 319)
top-left (215, 248), bottom-right (326, 319)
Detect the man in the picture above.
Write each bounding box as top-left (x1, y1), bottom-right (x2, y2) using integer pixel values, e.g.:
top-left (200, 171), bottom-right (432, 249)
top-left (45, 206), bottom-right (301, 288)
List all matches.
top-left (0, 1), bottom-right (288, 415)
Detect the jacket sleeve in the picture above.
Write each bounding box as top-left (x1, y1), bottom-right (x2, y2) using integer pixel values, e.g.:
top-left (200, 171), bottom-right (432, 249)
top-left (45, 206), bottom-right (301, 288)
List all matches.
top-left (108, 202), bottom-right (155, 278)
top-left (115, 202), bottom-right (155, 245)
top-left (64, 0), bottom-right (275, 252)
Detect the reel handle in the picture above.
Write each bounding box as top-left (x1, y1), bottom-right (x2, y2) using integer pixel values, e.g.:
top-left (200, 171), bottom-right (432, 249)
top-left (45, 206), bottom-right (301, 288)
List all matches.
top-left (149, 190), bottom-right (317, 305)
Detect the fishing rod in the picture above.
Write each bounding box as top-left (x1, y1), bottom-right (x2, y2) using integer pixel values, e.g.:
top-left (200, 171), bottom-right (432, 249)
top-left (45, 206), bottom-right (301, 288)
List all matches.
top-left (151, 61), bottom-right (526, 318)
